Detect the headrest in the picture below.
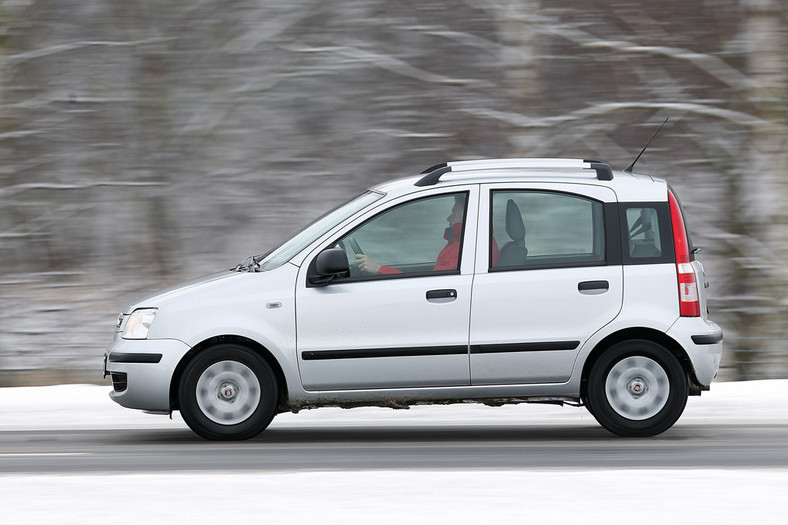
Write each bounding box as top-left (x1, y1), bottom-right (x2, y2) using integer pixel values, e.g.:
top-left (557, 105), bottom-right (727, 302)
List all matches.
top-left (505, 199), bottom-right (526, 242)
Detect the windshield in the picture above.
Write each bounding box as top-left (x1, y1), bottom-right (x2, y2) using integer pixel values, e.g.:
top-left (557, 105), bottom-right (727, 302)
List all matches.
top-left (255, 191), bottom-right (384, 271)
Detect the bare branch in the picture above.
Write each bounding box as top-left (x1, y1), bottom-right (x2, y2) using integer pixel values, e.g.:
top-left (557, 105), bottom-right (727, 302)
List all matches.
top-left (494, 9), bottom-right (755, 92)
top-left (366, 128), bottom-right (456, 139)
top-left (575, 39), bottom-right (754, 92)
top-left (462, 101), bottom-right (771, 128)
top-left (0, 204), bottom-right (94, 240)
top-left (280, 41), bottom-right (493, 87)
top-left (0, 181), bottom-right (166, 199)
top-left (7, 38), bottom-right (176, 65)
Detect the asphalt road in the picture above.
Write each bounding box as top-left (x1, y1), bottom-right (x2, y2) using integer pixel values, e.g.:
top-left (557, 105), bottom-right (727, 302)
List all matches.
top-left (2, 421), bottom-right (787, 474)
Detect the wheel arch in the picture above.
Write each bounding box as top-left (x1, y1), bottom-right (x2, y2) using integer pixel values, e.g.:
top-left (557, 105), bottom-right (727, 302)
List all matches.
top-left (580, 327), bottom-right (703, 400)
top-left (169, 334), bottom-right (289, 413)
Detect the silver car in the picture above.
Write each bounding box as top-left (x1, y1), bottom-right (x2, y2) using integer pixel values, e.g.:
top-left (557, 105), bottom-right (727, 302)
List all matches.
top-left (104, 158), bottom-right (723, 440)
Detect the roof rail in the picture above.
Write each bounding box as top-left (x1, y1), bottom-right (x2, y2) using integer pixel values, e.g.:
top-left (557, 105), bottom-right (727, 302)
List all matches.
top-left (587, 160), bottom-right (614, 181)
top-left (450, 158), bottom-right (588, 171)
top-left (414, 158), bottom-right (614, 186)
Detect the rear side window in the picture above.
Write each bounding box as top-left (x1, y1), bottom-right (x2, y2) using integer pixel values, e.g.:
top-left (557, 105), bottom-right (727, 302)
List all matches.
top-left (490, 190), bottom-right (605, 270)
top-left (620, 203), bottom-right (674, 265)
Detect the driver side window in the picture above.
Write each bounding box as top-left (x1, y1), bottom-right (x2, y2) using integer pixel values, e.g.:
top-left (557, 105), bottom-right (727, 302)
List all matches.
top-left (335, 192), bottom-right (468, 278)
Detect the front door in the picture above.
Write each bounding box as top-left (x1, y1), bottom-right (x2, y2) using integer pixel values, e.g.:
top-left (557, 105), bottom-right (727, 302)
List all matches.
top-left (296, 189), bottom-right (477, 391)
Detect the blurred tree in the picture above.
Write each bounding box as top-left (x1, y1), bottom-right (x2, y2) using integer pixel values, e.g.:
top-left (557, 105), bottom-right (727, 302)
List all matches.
top-left (1, 0), bottom-right (787, 382)
top-left (737, 0), bottom-right (788, 377)
top-left (493, 0), bottom-right (545, 154)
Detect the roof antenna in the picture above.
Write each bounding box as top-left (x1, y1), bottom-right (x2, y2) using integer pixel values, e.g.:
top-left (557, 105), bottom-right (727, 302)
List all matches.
top-left (624, 117), bottom-right (670, 173)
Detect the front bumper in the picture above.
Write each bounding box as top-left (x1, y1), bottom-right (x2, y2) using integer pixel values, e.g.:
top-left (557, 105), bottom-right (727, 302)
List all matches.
top-left (104, 336), bottom-right (192, 412)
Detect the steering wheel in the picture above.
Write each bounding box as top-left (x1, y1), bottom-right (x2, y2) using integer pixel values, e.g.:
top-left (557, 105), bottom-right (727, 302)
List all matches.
top-left (338, 238), bottom-right (362, 277)
top-left (348, 236), bottom-right (363, 255)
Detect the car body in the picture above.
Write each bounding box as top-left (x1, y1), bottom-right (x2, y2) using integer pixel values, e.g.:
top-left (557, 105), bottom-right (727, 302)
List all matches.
top-left (104, 158), bottom-right (723, 439)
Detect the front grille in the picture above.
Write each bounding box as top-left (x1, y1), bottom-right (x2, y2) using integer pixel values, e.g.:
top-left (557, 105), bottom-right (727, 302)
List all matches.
top-left (111, 372), bottom-right (128, 392)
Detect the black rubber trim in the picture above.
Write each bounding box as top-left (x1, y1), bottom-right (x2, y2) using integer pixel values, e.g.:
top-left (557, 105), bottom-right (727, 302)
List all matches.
top-left (691, 332), bottom-right (723, 345)
top-left (488, 260), bottom-right (607, 273)
top-left (108, 352), bottom-right (163, 364)
top-left (301, 346), bottom-right (468, 361)
top-left (470, 341), bottom-right (580, 354)
top-left (604, 202), bottom-right (623, 265)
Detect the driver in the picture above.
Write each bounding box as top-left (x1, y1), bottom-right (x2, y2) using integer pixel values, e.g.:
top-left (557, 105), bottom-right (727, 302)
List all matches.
top-left (356, 195), bottom-right (490, 275)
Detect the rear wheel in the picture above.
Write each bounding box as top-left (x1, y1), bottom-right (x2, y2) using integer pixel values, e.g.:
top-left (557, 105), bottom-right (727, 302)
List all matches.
top-left (179, 344), bottom-right (278, 440)
top-left (587, 340), bottom-right (688, 437)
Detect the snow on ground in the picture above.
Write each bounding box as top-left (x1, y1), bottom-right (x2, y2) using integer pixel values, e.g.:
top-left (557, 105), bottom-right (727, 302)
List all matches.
top-left (2, 470), bottom-right (787, 525)
top-left (1, 378), bottom-right (786, 431)
top-left (1, 380), bottom-right (787, 524)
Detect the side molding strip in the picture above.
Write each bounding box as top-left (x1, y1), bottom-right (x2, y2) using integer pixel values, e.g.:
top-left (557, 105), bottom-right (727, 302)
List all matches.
top-left (470, 341), bottom-right (580, 354)
top-left (301, 346), bottom-right (467, 361)
top-left (302, 341), bottom-right (582, 361)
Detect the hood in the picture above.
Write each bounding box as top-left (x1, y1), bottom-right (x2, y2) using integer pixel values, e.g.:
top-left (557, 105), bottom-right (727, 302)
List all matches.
top-left (125, 271), bottom-right (241, 312)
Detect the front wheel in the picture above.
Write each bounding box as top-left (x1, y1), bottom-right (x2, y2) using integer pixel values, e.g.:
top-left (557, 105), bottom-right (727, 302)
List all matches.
top-left (586, 340), bottom-right (688, 437)
top-left (179, 344), bottom-right (278, 440)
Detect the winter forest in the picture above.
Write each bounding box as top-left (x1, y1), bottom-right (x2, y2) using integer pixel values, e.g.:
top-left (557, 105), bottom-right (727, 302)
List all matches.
top-left (1, 0), bottom-right (786, 384)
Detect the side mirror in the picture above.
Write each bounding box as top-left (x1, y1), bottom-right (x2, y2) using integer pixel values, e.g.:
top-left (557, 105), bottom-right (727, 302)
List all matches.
top-left (309, 248), bottom-right (349, 286)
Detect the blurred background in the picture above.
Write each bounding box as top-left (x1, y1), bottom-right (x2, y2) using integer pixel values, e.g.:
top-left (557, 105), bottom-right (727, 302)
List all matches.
top-left (1, 0), bottom-right (786, 386)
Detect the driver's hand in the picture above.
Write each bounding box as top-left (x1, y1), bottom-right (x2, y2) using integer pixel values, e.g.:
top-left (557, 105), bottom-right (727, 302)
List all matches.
top-left (355, 254), bottom-right (381, 274)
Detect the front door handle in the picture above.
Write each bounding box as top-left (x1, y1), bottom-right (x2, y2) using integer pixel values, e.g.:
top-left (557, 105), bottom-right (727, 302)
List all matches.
top-left (578, 280), bottom-right (609, 292)
top-left (426, 289), bottom-right (457, 300)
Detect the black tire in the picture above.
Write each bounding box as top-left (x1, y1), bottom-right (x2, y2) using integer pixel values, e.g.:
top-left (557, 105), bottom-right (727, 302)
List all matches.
top-left (586, 340), bottom-right (688, 437)
top-left (179, 344), bottom-right (278, 441)
top-left (581, 391), bottom-right (597, 419)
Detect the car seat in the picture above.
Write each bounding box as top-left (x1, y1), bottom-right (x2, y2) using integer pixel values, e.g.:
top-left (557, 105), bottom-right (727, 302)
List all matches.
top-left (497, 199), bottom-right (527, 266)
top-left (629, 208), bottom-right (662, 258)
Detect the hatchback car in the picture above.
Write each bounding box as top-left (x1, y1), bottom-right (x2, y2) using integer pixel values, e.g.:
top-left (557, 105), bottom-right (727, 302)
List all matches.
top-left (104, 158), bottom-right (723, 440)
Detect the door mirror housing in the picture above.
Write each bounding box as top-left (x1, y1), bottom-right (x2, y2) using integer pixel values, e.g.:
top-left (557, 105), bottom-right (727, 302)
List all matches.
top-left (309, 248), bottom-right (349, 286)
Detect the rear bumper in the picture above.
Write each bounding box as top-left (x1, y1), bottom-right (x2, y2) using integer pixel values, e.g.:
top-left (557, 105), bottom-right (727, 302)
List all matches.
top-left (667, 317), bottom-right (723, 387)
top-left (104, 336), bottom-right (191, 412)
top-left (691, 332), bottom-right (724, 345)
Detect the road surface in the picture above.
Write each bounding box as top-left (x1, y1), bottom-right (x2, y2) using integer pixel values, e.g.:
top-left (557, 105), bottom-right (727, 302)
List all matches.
top-left (2, 420), bottom-right (786, 474)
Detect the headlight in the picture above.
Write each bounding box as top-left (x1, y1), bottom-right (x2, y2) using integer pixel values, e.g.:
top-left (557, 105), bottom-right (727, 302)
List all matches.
top-left (121, 308), bottom-right (158, 340)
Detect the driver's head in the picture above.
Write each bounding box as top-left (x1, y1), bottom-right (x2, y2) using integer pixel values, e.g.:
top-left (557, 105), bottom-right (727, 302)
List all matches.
top-left (447, 195), bottom-right (465, 225)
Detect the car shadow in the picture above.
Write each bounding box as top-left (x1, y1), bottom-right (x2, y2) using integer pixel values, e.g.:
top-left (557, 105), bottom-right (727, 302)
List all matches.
top-left (110, 422), bottom-right (710, 446)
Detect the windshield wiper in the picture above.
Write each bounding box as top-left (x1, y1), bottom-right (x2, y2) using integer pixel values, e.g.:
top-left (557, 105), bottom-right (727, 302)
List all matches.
top-left (232, 255), bottom-right (261, 273)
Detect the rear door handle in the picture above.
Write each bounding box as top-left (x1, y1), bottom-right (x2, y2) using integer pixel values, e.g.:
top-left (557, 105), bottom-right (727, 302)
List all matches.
top-left (426, 289), bottom-right (457, 300)
top-left (578, 280), bottom-right (609, 292)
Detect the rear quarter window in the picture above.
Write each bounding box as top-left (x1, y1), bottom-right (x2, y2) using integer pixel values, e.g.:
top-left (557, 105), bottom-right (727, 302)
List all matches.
top-left (620, 202), bottom-right (674, 265)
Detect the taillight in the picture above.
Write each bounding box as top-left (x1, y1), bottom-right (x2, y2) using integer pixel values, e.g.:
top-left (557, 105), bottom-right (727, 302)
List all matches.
top-left (669, 190), bottom-right (700, 317)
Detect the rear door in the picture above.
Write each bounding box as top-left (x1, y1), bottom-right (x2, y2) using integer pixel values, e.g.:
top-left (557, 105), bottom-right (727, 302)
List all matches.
top-left (469, 183), bottom-right (623, 385)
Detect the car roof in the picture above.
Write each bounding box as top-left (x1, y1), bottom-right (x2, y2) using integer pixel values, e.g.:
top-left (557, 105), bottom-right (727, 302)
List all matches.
top-left (371, 158), bottom-right (668, 202)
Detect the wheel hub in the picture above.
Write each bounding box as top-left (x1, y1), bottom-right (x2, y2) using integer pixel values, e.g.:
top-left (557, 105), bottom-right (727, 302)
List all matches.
top-left (628, 378), bottom-right (646, 396)
top-left (196, 360), bottom-right (261, 425)
top-left (605, 356), bottom-right (670, 421)
top-left (219, 383), bottom-right (238, 401)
